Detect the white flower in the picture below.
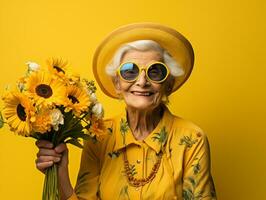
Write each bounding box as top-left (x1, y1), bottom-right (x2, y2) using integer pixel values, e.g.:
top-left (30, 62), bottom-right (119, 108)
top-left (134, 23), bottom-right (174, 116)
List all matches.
top-left (50, 109), bottom-right (64, 131)
top-left (89, 93), bottom-right (97, 103)
top-left (26, 61), bottom-right (40, 72)
top-left (92, 102), bottom-right (104, 119)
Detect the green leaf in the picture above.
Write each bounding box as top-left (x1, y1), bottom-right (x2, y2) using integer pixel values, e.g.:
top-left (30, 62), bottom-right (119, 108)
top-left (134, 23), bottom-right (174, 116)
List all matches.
top-left (29, 132), bottom-right (41, 140)
top-left (188, 176), bottom-right (196, 187)
top-left (120, 118), bottom-right (129, 135)
top-left (61, 117), bottom-right (83, 135)
top-left (194, 191), bottom-right (203, 199)
top-left (119, 185), bottom-right (129, 198)
top-left (68, 132), bottom-right (90, 139)
top-left (0, 111), bottom-right (4, 128)
top-left (61, 111), bottom-right (74, 130)
top-left (77, 172), bottom-right (90, 185)
top-left (69, 122), bottom-right (84, 133)
top-left (152, 126), bottom-right (168, 144)
top-left (179, 134), bottom-right (198, 148)
top-left (65, 138), bottom-right (83, 149)
top-left (192, 163), bottom-right (201, 175)
top-left (59, 131), bottom-right (89, 143)
top-left (182, 188), bottom-right (193, 200)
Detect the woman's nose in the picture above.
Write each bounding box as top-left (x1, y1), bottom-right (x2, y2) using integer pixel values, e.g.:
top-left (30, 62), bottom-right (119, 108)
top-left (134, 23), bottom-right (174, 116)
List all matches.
top-left (135, 70), bottom-right (149, 87)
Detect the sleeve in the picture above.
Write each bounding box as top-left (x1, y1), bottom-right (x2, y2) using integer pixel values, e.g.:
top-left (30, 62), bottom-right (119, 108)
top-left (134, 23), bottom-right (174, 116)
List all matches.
top-left (182, 131), bottom-right (217, 200)
top-left (67, 139), bottom-right (102, 200)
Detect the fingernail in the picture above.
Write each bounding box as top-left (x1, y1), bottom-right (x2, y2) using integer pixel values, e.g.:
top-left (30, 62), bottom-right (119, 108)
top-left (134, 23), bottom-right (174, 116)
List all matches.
top-left (54, 147), bottom-right (59, 153)
top-left (55, 157), bottom-right (60, 162)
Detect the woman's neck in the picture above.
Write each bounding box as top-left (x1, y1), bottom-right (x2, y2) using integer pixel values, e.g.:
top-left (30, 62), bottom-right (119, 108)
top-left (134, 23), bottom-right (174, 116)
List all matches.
top-left (126, 105), bottom-right (164, 141)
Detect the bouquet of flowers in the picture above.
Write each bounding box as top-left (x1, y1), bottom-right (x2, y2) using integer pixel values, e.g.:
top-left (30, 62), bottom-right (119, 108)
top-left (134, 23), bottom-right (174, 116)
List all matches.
top-left (0, 58), bottom-right (105, 200)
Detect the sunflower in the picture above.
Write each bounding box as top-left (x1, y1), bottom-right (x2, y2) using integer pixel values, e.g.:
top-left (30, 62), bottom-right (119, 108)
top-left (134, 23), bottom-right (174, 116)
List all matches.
top-left (2, 92), bottom-right (34, 136)
top-left (25, 71), bottom-right (67, 108)
top-left (47, 58), bottom-right (68, 79)
top-left (65, 84), bottom-right (90, 116)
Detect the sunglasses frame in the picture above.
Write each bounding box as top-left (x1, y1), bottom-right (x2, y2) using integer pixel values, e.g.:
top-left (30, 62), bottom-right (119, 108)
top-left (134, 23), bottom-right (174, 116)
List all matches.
top-left (117, 61), bottom-right (170, 83)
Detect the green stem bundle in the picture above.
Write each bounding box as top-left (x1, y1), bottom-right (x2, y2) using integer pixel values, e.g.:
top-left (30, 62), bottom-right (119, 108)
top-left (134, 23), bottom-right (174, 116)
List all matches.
top-left (42, 164), bottom-right (60, 200)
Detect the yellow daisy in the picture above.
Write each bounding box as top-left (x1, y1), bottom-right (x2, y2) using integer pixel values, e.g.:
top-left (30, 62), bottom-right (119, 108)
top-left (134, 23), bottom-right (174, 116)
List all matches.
top-left (25, 71), bottom-right (67, 107)
top-left (31, 110), bottom-right (52, 133)
top-left (65, 85), bottom-right (90, 116)
top-left (47, 58), bottom-right (68, 79)
top-left (2, 92), bottom-right (34, 136)
top-left (87, 118), bottom-right (106, 141)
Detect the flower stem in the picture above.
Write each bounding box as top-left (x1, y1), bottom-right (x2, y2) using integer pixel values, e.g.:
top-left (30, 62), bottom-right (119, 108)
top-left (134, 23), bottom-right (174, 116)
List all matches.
top-left (42, 164), bottom-right (60, 200)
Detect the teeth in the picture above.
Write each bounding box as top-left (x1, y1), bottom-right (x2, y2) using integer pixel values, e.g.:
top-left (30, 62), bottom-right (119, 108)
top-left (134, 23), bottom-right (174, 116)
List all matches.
top-left (132, 92), bottom-right (152, 96)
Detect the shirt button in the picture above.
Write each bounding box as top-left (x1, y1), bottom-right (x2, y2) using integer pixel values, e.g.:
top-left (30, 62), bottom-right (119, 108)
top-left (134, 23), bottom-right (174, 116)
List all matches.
top-left (135, 187), bottom-right (140, 191)
top-left (136, 159), bottom-right (141, 164)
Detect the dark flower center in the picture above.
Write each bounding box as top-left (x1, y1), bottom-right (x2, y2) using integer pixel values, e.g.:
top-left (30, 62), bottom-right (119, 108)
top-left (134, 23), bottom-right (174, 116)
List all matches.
top-left (36, 84), bottom-right (53, 98)
top-left (53, 66), bottom-right (65, 74)
top-left (17, 104), bottom-right (27, 121)
top-left (68, 95), bottom-right (79, 104)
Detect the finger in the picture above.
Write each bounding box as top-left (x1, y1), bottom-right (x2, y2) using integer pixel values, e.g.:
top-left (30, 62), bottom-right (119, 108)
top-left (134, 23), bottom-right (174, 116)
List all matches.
top-left (36, 161), bottom-right (54, 171)
top-left (54, 143), bottom-right (68, 154)
top-left (36, 148), bottom-right (62, 157)
top-left (35, 140), bottom-right (53, 149)
top-left (37, 156), bottom-right (61, 163)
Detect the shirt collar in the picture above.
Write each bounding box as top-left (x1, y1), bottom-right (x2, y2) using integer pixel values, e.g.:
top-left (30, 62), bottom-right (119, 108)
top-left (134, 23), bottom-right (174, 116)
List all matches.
top-left (113, 105), bottom-right (175, 154)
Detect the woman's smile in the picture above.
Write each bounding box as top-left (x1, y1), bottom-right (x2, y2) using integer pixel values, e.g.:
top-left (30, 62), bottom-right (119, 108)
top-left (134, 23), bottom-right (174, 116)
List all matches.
top-left (130, 91), bottom-right (155, 96)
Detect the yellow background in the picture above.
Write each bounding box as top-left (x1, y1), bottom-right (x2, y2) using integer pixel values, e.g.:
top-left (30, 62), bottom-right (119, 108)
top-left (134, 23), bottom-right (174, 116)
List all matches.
top-left (0, 0), bottom-right (265, 199)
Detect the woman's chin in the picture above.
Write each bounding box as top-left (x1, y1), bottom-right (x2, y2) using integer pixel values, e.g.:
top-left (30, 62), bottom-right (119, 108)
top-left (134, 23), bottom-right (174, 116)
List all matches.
top-left (126, 100), bottom-right (160, 111)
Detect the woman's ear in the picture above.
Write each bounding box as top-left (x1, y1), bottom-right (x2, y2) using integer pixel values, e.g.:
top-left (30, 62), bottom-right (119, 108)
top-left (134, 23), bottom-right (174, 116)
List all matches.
top-left (112, 76), bottom-right (121, 93)
top-left (165, 76), bottom-right (175, 96)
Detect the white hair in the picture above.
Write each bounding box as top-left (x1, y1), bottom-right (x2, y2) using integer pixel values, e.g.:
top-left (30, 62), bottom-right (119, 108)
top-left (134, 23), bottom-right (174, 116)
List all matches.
top-left (105, 40), bottom-right (184, 77)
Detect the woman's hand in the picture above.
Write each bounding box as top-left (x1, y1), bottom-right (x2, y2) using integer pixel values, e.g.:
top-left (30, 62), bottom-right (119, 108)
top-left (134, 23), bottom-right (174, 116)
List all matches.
top-left (35, 140), bottom-right (69, 173)
top-left (35, 140), bottom-right (74, 199)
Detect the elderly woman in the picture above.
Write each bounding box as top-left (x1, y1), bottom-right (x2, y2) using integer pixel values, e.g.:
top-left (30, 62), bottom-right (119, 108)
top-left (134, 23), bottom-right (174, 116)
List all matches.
top-left (35, 23), bottom-right (216, 200)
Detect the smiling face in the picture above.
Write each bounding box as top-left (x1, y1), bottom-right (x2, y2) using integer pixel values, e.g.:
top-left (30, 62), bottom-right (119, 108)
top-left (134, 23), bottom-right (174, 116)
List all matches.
top-left (114, 50), bottom-right (173, 111)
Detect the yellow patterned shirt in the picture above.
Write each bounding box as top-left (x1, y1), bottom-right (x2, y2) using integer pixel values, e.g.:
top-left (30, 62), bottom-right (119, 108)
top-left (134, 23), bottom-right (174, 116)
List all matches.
top-left (68, 106), bottom-right (216, 200)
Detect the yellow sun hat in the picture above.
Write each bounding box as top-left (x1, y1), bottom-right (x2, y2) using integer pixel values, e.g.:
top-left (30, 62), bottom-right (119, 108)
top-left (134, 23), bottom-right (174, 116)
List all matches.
top-left (92, 22), bottom-right (194, 99)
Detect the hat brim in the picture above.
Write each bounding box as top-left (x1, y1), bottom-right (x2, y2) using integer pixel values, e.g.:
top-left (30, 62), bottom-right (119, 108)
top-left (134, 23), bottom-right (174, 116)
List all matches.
top-left (93, 22), bottom-right (194, 99)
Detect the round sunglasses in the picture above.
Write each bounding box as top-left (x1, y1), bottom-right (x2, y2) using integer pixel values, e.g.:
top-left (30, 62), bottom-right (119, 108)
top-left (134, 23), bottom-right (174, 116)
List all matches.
top-left (117, 61), bottom-right (170, 83)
